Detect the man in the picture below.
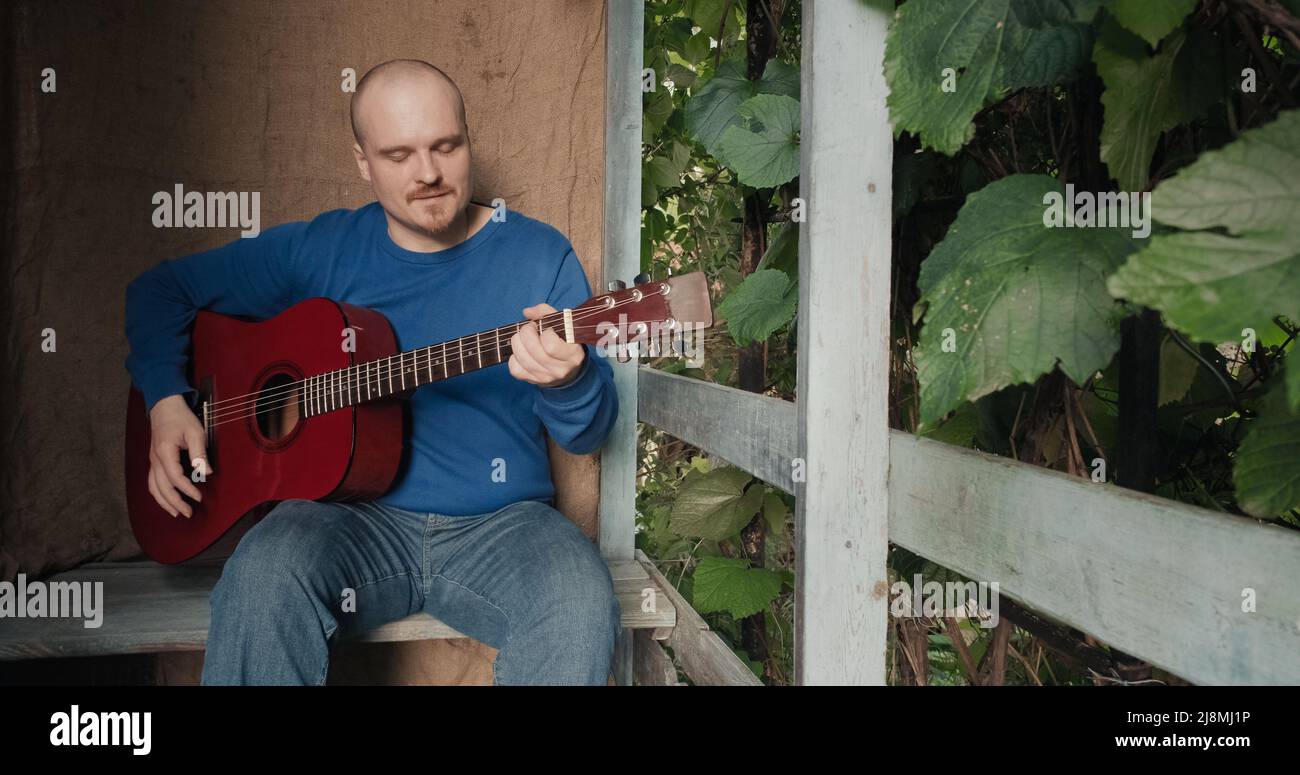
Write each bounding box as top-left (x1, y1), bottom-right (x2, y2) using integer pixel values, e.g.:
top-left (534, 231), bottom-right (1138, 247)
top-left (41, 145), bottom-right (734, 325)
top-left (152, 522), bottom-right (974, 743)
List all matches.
top-left (124, 59), bottom-right (622, 685)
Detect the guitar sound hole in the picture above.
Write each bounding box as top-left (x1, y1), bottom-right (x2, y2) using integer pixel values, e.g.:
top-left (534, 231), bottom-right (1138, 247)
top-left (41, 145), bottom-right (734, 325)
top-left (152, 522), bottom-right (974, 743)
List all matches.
top-left (255, 372), bottom-right (301, 442)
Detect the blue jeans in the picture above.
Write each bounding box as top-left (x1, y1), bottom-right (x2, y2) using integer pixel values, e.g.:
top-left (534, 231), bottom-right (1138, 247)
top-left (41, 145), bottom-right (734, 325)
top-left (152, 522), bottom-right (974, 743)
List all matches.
top-left (200, 498), bottom-right (621, 685)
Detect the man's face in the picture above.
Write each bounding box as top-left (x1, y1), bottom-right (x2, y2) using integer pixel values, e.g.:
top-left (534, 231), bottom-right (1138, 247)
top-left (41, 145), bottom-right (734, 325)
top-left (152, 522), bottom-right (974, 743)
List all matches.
top-left (353, 77), bottom-right (472, 238)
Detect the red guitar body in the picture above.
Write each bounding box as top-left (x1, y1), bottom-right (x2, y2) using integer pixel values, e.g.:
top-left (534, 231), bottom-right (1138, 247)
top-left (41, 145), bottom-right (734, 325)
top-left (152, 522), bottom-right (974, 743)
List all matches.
top-left (124, 298), bottom-right (404, 564)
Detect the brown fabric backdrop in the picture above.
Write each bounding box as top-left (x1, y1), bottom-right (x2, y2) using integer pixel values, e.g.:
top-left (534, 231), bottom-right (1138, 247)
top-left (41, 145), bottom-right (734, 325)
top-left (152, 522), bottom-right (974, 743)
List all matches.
top-left (1, 0), bottom-right (609, 684)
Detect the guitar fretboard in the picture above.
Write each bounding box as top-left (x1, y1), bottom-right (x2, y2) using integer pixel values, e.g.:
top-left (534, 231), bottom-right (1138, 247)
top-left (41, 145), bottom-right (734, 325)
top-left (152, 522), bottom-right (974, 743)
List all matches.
top-left (299, 314), bottom-right (571, 418)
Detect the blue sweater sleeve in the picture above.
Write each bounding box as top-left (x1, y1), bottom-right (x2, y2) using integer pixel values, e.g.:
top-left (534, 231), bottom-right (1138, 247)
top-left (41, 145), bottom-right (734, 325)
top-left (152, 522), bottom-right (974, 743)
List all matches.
top-left (124, 221), bottom-right (307, 412)
top-left (533, 247), bottom-right (620, 454)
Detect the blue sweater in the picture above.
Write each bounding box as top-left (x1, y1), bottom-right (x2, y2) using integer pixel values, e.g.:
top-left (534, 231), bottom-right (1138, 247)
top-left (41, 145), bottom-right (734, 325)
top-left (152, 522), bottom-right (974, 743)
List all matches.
top-left (124, 202), bottom-right (618, 516)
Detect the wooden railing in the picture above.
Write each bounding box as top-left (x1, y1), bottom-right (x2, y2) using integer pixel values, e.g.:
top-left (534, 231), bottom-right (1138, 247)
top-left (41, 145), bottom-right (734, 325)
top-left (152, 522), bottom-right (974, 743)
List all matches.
top-left (638, 368), bottom-right (1300, 685)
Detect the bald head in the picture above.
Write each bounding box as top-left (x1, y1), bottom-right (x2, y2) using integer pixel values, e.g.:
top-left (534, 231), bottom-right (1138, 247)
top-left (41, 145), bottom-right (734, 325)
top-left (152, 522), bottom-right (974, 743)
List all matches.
top-left (350, 59), bottom-right (467, 151)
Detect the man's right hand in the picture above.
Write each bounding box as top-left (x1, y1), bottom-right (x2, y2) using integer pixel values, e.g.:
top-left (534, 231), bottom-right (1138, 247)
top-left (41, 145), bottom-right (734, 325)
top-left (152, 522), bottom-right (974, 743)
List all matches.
top-left (147, 394), bottom-right (212, 518)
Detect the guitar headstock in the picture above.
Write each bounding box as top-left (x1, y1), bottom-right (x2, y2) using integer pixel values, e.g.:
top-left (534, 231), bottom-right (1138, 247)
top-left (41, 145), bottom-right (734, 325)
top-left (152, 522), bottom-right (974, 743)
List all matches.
top-left (569, 271), bottom-right (713, 361)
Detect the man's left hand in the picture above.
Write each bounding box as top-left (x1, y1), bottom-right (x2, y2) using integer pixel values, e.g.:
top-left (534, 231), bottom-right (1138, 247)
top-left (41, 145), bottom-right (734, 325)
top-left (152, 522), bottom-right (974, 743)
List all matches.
top-left (508, 303), bottom-right (586, 388)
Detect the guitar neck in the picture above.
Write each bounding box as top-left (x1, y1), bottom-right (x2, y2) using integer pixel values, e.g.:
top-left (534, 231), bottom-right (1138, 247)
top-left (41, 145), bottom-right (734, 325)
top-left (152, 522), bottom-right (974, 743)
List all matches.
top-left (299, 315), bottom-right (569, 418)
top-left (293, 271), bottom-right (710, 419)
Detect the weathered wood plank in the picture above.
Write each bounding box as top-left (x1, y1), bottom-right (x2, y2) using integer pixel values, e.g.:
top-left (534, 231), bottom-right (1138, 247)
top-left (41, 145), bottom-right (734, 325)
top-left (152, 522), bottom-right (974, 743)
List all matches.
top-left (889, 433), bottom-right (1300, 685)
top-left (0, 557), bottom-right (676, 661)
top-left (599, 0), bottom-right (642, 564)
top-left (794, 0), bottom-right (894, 685)
top-left (636, 549), bottom-right (763, 686)
top-left (600, 0), bottom-right (645, 688)
top-left (608, 558), bottom-right (650, 582)
top-left (633, 629), bottom-right (680, 686)
top-left (638, 368), bottom-right (796, 493)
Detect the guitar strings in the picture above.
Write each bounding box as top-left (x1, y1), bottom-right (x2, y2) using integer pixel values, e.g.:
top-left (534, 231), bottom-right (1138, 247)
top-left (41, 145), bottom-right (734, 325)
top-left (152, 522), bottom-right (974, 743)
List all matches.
top-left (200, 292), bottom-right (663, 422)
top-left (200, 322), bottom-right (664, 432)
top-left (200, 292), bottom-right (658, 418)
top-left (201, 291), bottom-right (676, 427)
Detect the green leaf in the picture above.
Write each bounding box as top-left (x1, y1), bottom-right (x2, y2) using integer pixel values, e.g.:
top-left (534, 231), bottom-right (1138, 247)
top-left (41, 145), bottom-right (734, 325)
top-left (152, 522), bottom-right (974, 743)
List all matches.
top-left (1289, 345), bottom-right (1300, 418)
top-left (665, 62), bottom-right (697, 89)
top-left (1112, 235), bottom-right (1299, 344)
top-left (1107, 110), bottom-right (1300, 343)
top-left (654, 17), bottom-right (694, 57)
top-left (717, 268), bottom-right (798, 347)
top-left (884, 0), bottom-right (1096, 155)
top-left (715, 93), bottom-right (800, 187)
top-left (647, 157), bottom-right (676, 189)
top-left (761, 490), bottom-right (787, 534)
top-left (669, 466), bottom-right (763, 540)
top-left (1289, 350), bottom-right (1300, 414)
top-left (915, 174), bottom-right (1138, 425)
top-left (682, 31), bottom-right (712, 64)
top-left (684, 0), bottom-right (729, 40)
top-left (1234, 370), bottom-right (1300, 518)
top-left (692, 556), bottom-right (784, 619)
top-left (756, 59), bottom-right (800, 100)
top-left (670, 139), bottom-right (692, 174)
top-left (1104, 0), bottom-right (1195, 47)
top-left (1094, 22), bottom-right (1223, 191)
top-left (756, 220), bottom-right (798, 275)
top-left (641, 162), bottom-right (659, 208)
top-left (920, 401), bottom-right (981, 445)
top-left (685, 59), bottom-right (800, 157)
top-left (1158, 335), bottom-right (1198, 406)
top-left (647, 143), bottom-right (690, 189)
top-left (1143, 110), bottom-right (1300, 236)
top-left (643, 88), bottom-right (675, 144)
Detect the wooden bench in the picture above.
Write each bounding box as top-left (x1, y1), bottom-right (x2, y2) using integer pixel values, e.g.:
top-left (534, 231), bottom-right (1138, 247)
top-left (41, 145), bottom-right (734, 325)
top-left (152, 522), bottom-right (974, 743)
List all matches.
top-left (0, 555), bottom-right (677, 661)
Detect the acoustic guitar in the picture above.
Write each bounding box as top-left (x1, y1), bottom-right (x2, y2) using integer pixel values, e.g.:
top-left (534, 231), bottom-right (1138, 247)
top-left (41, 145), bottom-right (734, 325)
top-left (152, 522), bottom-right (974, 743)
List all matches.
top-left (125, 272), bottom-right (712, 563)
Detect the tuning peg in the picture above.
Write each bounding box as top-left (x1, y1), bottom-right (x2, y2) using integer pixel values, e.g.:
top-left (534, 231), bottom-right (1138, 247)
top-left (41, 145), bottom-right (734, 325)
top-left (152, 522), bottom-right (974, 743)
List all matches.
top-left (607, 280), bottom-right (626, 292)
top-left (633, 273), bottom-right (651, 285)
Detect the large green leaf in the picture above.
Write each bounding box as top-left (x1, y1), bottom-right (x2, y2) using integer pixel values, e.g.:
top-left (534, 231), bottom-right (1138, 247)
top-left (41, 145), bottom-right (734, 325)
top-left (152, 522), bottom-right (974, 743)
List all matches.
top-left (1107, 110), bottom-right (1300, 343)
top-left (915, 174), bottom-right (1138, 425)
top-left (685, 59), bottom-right (799, 157)
top-left (1157, 334), bottom-right (1198, 406)
top-left (920, 401), bottom-right (982, 446)
top-left (1104, 0), bottom-right (1195, 46)
top-left (1108, 232), bottom-right (1299, 344)
top-left (761, 490), bottom-right (787, 534)
top-left (684, 0), bottom-right (730, 41)
top-left (669, 466), bottom-right (763, 540)
top-left (717, 268), bottom-right (798, 347)
top-left (647, 140), bottom-right (692, 189)
top-left (1094, 22), bottom-right (1223, 191)
top-left (691, 556), bottom-right (784, 619)
top-left (884, 0), bottom-right (1097, 155)
top-left (1234, 371), bottom-right (1300, 518)
top-left (757, 59), bottom-right (800, 99)
top-left (643, 87), bottom-right (675, 144)
top-left (1141, 110), bottom-right (1300, 235)
top-left (715, 94), bottom-right (800, 188)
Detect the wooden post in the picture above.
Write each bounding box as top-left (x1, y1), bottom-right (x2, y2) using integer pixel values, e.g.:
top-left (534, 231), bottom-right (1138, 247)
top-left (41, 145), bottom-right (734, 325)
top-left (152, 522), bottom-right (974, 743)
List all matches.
top-left (600, 0), bottom-right (643, 686)
top-left (795, 0), bottom-right (893, 685)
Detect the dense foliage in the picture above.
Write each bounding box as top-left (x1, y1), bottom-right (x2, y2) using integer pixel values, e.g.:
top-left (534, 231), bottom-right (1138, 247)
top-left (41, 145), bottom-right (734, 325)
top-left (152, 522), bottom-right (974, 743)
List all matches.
top-left (636, 0), bottom-right (1299, 685)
